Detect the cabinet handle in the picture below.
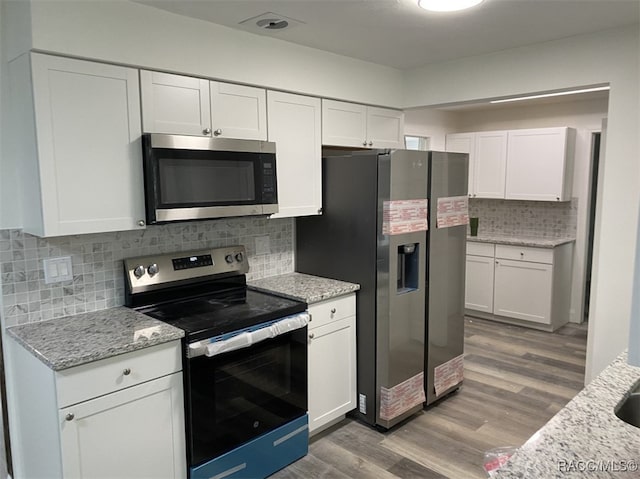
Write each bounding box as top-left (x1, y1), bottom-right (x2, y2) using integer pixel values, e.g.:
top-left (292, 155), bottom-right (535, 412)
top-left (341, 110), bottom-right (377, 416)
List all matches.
top-left (65, 413), bottom-right (74, 421)
top-left (123, 368), bottom-right (131, 376)
top-left (368, 141), bottom-right (373, 146)
top-left (556, 197), bottom-right (560, 201)
top-left (214, 129), bottom-right (223, 136)
top-left (138, 220), bottom-right (145, 227)
top-left (203, 127), bottom-right (212, 135)
top-left (520, 252), bottom-right (524, 257)
top-left (330, 308), bottom-right (337, 315)
top-left (309, 333), bottom-right (315, 339)
top-left (495, 261), bottom-right (499, 265)
top-left (362, 141), bottom-right (367, 146)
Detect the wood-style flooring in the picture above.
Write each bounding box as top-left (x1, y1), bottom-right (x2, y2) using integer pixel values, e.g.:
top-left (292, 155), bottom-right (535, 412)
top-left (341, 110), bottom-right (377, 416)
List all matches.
top-left (273, 317), bottom-right (588, 479)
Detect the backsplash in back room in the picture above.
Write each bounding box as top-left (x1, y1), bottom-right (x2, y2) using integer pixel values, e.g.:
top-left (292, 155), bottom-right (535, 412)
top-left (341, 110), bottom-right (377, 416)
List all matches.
top-left (468, 198), bottom-right (578, 238)
top-left (0, 217), bottom-right (294, 327)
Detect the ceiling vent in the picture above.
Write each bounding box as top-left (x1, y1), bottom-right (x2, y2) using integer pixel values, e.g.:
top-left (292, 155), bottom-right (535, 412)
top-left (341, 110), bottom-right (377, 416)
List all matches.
top-left (238, 12), bottom-right (305, 32)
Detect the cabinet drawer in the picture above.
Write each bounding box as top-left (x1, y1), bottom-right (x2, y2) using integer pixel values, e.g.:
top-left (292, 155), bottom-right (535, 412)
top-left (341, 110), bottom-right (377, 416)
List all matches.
top-left (467, 242), bottom-right (495, 257)
top-left (308, 294), bottom-right (356, 330)
top-left (56, 341), bottom-right (181, 407)
top-left (495, 244), bottom-right (553, 264)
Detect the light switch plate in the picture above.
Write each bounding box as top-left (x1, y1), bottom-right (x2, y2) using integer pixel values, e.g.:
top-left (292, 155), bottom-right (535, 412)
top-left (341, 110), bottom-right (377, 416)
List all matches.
top-left (43, 256), bottom-right (73, 284)
top-left (255, 235), bottom-right (271, 255)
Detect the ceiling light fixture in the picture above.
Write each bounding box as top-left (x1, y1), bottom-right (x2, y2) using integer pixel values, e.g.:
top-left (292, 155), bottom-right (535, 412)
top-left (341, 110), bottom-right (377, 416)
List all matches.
top-left (490, 86), bottom-right (610, 104)
top-left (418, 0), bottom-right (484, 12)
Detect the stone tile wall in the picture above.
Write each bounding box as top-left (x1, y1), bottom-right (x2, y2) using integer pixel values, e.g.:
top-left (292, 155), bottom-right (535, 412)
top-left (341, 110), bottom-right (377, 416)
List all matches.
top-left (0, 218), bottom-right (294, 327)
top-left (468, 198), bottom-right (577, 238)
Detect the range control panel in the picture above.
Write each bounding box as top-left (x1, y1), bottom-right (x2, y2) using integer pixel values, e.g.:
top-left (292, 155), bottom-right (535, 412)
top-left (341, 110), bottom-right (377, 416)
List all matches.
top-left (124, 245), bottom-right (249, 293)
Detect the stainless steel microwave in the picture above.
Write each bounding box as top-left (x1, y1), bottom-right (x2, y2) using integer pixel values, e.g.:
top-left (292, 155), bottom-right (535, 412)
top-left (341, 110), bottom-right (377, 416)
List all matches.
top-left (142, 133), bottom-right (278, 224)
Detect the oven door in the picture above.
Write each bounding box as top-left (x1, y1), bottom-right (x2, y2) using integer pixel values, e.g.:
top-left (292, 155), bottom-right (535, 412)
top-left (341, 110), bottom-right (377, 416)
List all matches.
top-left (185, 325), bottom-right (307, 467)
top-left (142, 133), bottom-right (278, 223)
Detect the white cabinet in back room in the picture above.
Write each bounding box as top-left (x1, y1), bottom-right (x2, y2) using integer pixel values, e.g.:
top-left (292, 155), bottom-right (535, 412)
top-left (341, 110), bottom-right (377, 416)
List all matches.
top-left (307, 294), bottom-right (357, 435)
top-left (465, 241), bottom-right (573, 331)
top-left (505, 127), bottom-right (575, 201)
top-left (322, 99), bottom-right (404, 149)
top-left (267, 91), bottom-right (322, 218)
top-left (465, 242), bottom-right (495, 313)
top-left (445, 131), bottom-right (508, 199)
top-left (11, 53), bottom-right (146, 237)
top-left (141, 70), bottom-right (267, 140)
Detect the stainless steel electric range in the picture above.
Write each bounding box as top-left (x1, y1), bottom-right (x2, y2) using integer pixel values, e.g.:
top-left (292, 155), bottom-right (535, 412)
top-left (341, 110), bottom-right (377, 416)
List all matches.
top-left (124, 246), bottom-right (309, 479)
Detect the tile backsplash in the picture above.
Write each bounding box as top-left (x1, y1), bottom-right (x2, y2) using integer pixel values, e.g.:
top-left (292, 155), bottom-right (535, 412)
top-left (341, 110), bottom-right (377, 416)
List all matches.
top-left (468, 198), bottom-right (577, 238)
top-left (0, 217), bottom-right (294, 327)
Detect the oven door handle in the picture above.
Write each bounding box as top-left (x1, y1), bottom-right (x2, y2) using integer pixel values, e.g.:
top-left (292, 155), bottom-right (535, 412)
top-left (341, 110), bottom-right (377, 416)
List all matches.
top-left (188, 312), bottom-right (309, 359)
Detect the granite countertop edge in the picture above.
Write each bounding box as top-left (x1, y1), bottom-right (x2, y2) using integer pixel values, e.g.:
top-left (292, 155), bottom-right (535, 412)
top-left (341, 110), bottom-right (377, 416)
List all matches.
top-left (467, 235), bottom-right (576, 248)
top-left (248, 272), bottom-right (360, 304)
top-left (7, 307), bottom-right (184, 371)
top-left (494, 351), bottom-right (640, 478)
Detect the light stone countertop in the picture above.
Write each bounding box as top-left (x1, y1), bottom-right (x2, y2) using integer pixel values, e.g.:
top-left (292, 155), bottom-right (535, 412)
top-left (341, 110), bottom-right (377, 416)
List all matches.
top-left (468, 234), bottom-right (575, 248)
top-left (7, 307), bottom-right (184, 371)
top-left (248, 272), bottom-right (360, 304)
top-left (494, 352), bottom-right (640, 478)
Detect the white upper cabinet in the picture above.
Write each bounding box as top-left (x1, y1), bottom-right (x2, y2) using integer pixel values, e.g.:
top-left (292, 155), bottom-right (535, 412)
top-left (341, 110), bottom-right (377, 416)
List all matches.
top-left (210, 81), bottom-right (267, 140)
top-left (140, 70), bottom-right (211, 136)
top-left (322, 99), bottom-right (404, 149)
top-left (267, 91), bottom-right (322, 218)
top-left (446, 131), bottom-right (507, 199)
top-left (475, 131), bottom-right (508, 198)
top-left (366, 106), bottom-right (405, 149)
top-left (446, 132), bottom-right (476, 196)
top-left (15, 53), bottom-right (146, 237)
top-left (505, 127), bottom-right (575, 201)
top-left (447, 127), bottom-right (574, 202)
top-left (141, 71), bottom-right (267, 140)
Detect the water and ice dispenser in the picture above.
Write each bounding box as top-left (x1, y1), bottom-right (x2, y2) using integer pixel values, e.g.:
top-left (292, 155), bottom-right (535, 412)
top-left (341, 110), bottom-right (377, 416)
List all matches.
top-left (397, 243), bottom-right (419, 294)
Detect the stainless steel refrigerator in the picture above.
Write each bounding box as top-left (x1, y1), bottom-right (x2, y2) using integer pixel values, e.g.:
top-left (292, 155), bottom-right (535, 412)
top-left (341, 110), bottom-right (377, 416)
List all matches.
top-left (296, 149), bottom-right (468, 429)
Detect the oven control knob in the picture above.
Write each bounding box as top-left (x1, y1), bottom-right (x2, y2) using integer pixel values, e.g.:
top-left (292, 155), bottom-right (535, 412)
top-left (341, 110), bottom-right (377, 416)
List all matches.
top-left (225, 254), bottom-right (234, 264)
top-left (133, 265), bottom-right (145, 279)
top-left (235, 252), bottom-right (244, 263)
top-left (147, 263), bottom-right (159, 276)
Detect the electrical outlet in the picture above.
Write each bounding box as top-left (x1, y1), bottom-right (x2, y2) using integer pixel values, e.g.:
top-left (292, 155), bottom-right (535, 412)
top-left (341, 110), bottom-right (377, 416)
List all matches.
top-left (255, 235), bottom-right (271, 255)
top-left (43, 256), bottom-right (73, 284)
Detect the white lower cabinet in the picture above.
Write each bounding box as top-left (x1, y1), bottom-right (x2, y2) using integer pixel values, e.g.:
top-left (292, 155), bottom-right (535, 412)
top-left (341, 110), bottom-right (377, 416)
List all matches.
top-left (465, 241), bottom-right (572, 331)
top-left (493, 259), bottom-right (553, 324)
top-left (307, 294), bottom-right (357, 435)
top-left (8, 340), bottom-right (186, 479)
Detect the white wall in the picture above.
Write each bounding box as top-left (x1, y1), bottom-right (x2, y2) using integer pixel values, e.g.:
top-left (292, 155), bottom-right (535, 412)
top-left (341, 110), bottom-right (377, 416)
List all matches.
top-left (24, 0), bottom-right (403, 109)
top-left (403, 26), bottom-right (640, 383)
top-left (403, 108), bottom-right (460, 150)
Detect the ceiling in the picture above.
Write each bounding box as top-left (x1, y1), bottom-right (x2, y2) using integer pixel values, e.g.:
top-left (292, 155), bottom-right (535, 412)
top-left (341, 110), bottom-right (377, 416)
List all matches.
top-left (134, 0), bottom-right (640, 70)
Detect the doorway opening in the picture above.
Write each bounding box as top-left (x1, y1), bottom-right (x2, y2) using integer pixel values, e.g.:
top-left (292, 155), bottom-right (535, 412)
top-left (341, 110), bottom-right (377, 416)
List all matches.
top-left (583, 132), bottom-right (602, 321)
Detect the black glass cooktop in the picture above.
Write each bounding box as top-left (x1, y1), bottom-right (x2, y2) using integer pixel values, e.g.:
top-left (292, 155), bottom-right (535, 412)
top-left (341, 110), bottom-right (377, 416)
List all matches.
top-left (137, 287), bottom-right (307, 343)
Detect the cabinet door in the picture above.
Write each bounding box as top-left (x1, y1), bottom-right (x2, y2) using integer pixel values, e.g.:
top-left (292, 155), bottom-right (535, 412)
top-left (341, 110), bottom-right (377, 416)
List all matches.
top-left (494, 259), bottom-right (553, 324)
top-left (59, 373), bottom-right (186, 479)
top-left (308, 316), bottom-right (357, 434)
top-left (505, 127), bottom-right (570, 201)
top-left (210, 81), bottom-right (267, 140)
top-left (140, 70), bottom-right (211, 136)
top-left (474, 131), bottom-right (508, 199)
top-left (267, 91), bottom-right (322, 218)
top-left (322, 99), bottom-right (367, 147)
top-left (446, 133), bottom-right (476, 197)
top-left (366, 107), bottom-right (405, 149)
top-left (465, 255), bottom-right (495, 313)
top-left (31, 54), bottom-right (146, 236)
